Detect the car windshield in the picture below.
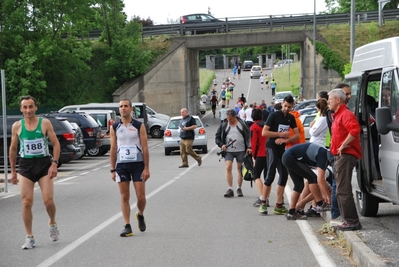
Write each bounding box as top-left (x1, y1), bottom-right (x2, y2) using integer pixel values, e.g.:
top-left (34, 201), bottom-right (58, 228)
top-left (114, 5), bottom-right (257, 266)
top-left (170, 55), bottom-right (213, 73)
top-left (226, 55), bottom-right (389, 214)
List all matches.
top-left (252, 67), bottom-right (261, 71)
top-left (276, 93), bottom-right (292, 99)
top-left (168, 118), bottom-right (202, 129)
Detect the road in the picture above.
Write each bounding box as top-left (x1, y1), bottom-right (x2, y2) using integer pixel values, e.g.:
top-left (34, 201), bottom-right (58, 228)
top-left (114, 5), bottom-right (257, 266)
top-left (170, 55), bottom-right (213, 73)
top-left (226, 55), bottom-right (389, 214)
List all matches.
top-left (0, 69), bottom-right (358, 267)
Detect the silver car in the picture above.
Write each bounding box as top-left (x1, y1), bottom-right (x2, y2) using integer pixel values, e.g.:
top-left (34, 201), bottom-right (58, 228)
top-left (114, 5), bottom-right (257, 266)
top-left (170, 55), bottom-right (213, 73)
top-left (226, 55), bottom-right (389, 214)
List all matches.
top-left (163, 115), bottom-right (208, 155)
top-left (250, 65), bottom-right (263, 79)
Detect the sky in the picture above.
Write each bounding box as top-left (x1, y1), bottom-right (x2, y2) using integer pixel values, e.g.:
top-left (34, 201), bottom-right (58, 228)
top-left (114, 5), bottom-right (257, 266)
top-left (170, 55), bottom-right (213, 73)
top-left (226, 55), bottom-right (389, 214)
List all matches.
top-left (124, 0), bottom-right (329, 25)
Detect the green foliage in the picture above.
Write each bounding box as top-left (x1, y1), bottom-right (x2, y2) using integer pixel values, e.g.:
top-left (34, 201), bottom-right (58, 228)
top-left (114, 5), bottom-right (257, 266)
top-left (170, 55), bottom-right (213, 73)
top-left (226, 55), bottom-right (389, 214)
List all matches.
top-left (316, 41), bottom-right (346, 79)
top-left (272, 62), bottom-right (301, 96)
top-left (343, 62), bottom-right (352, 76)
top-left (199, 69), bottom-right (215, 94)
top-left (367, 22), bottom-right (379, 43)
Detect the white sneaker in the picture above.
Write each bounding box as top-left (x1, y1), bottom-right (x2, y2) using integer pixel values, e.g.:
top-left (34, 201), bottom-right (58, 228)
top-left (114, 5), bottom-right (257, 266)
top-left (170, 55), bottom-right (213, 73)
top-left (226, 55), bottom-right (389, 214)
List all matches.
top-left (49, 224), bottom-right (59, 241)
top-left (22, 236), bottom-right (36, 249)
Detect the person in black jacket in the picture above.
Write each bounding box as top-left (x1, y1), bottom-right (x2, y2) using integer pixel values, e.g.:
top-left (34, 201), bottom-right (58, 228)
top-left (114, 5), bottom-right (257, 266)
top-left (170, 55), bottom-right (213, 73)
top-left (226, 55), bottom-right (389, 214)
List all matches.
top-left (215, 109), bottom-right (252, 198)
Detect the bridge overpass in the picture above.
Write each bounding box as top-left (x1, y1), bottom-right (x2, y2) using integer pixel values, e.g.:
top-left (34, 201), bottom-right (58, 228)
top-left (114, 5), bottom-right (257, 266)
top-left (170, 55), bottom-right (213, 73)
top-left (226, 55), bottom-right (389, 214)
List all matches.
top-left (112, 30), bottom-right (342, 116)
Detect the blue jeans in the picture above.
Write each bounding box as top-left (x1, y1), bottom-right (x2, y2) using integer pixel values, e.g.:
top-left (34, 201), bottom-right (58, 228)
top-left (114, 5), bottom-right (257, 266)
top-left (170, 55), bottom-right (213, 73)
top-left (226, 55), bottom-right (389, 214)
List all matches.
top-left (328, 151), bottom-right (340, 219)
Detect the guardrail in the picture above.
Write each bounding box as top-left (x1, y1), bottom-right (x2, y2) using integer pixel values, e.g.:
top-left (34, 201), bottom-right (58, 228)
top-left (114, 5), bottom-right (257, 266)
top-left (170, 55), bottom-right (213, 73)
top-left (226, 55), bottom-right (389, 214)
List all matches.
top-left (139, 9), bottom-right (399, 37)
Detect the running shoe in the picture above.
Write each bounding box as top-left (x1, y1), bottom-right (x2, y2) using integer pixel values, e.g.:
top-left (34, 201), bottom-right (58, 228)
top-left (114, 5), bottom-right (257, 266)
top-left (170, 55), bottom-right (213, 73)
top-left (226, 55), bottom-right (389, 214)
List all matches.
top-left (120, 225), bottom-right (133, 237)
top-left (21, 236), bottom-right (36, 250)
top-left (273, 205), bottom-right (288, 215)
top-left (224, 189), bottom-right (234, 198)
top-left (236, 188), bottom-right (243, 197)
top-left (49, 224), bottom-right (59, 241)
top-left (258, 203), bottom-right (268, 215)
top-left (316, 202), bottom-right (331, 212)
top-left (305, 208), bottom-right (321, 217)
top-left (285, 212), bottom-right (307, 220)
top-left (136, 212), bottom-right (146, 232)
top-left (253, 198), bottom-right (262, 207)
top-left (297, 209), bottom-right (305, 216)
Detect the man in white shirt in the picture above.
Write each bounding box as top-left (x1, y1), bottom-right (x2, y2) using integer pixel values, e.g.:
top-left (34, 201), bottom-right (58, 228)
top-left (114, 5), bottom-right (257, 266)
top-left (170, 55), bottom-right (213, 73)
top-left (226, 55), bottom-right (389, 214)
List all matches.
top-left (201, 93), bottom-right (208, 108)
top-left (259, 75), bottom-right (265, 90)
top-left (238, 103), bottom-right (246, 120)
top-left (244, 103), bottom-right (254, 128)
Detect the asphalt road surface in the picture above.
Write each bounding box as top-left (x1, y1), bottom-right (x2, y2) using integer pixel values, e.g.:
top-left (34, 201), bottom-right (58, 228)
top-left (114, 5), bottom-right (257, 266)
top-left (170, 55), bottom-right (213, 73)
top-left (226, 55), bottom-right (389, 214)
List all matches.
top-left (0, 68), bottom-right (371, 266)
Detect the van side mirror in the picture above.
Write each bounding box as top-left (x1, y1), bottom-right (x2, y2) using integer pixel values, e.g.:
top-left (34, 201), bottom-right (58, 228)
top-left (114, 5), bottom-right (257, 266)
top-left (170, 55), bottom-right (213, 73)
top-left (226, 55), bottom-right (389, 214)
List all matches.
top-left (376, 107), bottom-right (399, 134)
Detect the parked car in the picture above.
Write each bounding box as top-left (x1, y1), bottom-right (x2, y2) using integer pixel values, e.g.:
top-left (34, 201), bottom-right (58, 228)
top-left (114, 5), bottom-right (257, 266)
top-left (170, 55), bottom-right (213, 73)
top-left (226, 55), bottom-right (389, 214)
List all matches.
top-left (243, 60), bottom-right (254, 70)
top-left (59, 102), bottom-right (169, 138)
top-left (294, 99), bottom-right (318, 111)
top-left (163, 115), bottom-right (208, 155)
top-left (180, 13), bottom-right (225, 35)
top-left (49, 112), bottom-right (102, 155)
top-left (69, 122), bottom-right (86, 159)
top-left (273, 91), bottom-right (296, 104)
top-left (80, 110), bottom-right (117, 156)
top-left (300, 113), bottom-right (317, 141)
top-left (0, 115), bottom-right (81, 167)
top-left (250, 65), bottom-right (263, 79)
top-left (299, 107), bottom-right (317, 116)
top-left (199, 100), bottom-right (206, 114)
top-left (274, 59), bottom-right (294, 68)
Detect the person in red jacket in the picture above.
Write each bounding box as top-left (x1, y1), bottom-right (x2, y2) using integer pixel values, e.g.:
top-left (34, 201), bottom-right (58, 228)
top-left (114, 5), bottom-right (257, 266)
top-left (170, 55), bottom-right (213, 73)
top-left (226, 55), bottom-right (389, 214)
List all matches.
top-left (286, 110), bottom-right (305, 149)
top-left (250, 108), bottom-right (268, 207)
top-left (328, 88), bottom-right (362, 231)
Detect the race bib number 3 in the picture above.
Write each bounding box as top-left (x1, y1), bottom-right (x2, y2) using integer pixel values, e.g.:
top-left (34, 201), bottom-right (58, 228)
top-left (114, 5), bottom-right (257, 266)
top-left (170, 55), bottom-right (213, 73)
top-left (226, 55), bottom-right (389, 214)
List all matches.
top-left (119, 145), bottom-right (138, 162)
top-left (24, 139), bottom-right (45, 156)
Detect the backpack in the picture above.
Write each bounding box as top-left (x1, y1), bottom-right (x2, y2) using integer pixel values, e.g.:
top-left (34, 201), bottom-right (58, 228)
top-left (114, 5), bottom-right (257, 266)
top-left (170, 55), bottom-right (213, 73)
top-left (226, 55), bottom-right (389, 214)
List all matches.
top-left (242, 152), bottom-right (254, 183)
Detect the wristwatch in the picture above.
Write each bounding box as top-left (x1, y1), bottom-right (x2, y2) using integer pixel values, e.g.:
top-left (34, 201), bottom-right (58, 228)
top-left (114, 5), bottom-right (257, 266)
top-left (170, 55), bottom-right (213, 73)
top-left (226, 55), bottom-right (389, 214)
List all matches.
top-left (51, 159), bottom-right (59, 165)
top-left (110, 169), bottom-right (116, 173)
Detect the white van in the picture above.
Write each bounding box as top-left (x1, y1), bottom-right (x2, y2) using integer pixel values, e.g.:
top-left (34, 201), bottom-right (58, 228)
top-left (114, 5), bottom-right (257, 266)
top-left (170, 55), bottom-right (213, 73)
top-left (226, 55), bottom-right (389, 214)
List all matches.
top-left (59, 102), bottom-right (170, 138)
top-left (345, 36), bottom-right (399, 217)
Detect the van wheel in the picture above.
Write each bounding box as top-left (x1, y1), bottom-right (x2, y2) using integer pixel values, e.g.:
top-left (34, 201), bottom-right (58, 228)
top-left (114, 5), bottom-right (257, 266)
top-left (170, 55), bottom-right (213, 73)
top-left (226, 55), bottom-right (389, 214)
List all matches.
top-left (165, 148), bottom-right (171, 156)
top-left (87, 147), bottom-right (102, 157)
top-left (202, 146), bottom-right (208, 154)
top-left (150, 126), bottom-right (163, 138)
top-left (355, 189), bottom-right (379, 217)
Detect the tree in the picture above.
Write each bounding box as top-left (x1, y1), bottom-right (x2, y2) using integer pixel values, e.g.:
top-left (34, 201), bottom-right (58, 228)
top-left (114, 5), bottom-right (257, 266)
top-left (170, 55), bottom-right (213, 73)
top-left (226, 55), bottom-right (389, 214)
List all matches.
top-left (324, 0), bottom-right (399, 13)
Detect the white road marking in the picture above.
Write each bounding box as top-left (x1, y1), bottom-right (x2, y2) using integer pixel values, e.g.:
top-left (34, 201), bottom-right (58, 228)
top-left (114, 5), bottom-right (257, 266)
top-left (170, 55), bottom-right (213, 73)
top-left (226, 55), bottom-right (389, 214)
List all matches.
top-left (37, 145), bottom-right (221, 267)
top-left (37, 146), bottom-right (336, 267)
top-left (80, 172), bottom-right (89, 176)
top-left (285, 185), bottom-right (336, 267)
top-left (56, 176), bottom-right (78, 184)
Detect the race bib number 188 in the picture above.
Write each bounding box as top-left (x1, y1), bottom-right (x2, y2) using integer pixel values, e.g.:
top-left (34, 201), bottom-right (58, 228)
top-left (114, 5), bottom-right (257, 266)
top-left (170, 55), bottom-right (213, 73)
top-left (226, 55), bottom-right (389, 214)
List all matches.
top-left (24, 139), bottom-right (45, 156)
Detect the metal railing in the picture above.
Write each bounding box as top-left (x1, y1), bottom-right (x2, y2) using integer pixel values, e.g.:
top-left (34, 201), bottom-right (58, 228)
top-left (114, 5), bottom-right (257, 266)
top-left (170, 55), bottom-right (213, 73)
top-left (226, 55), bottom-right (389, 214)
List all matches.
top-left (139, 9), bottom-right (399, 37)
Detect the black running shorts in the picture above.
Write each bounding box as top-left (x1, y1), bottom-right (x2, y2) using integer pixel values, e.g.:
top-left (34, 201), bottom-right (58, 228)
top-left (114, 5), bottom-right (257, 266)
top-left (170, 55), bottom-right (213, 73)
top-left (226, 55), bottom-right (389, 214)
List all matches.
top-left (18, 157), bottom-right (52, 183)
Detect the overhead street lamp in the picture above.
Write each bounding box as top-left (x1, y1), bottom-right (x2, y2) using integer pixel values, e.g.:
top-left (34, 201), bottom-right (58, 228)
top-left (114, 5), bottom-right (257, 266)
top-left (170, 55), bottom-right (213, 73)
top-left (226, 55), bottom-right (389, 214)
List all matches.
top-left (313, 0), bottom-right (316, 98)
top-left (378, 0), bottom-right (390, 26)
top-left (350, 0), bottom-right (355, 61)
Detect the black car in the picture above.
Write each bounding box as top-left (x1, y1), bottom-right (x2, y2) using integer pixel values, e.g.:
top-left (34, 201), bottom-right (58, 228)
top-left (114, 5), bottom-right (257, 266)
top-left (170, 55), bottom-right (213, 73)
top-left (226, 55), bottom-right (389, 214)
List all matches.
top-left (0, 115), bottom-right (80, 167)
top-left (243, 60), bottom-right (254, 70)
top-left (50, 112), bottom-right (102, 154)
top-left (180, 13), bottom-right (225, 35)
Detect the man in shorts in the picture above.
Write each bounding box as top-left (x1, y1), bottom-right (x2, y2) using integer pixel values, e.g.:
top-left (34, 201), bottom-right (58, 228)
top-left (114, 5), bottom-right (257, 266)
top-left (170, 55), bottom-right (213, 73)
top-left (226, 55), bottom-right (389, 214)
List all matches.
top-left (9, 95), bottom-right (61, 249)
top-left (258, 95), bottom-right (299, 215)
top-left (282, 143), bottom-right (331, 220)
top-left (215, 109), bottom-right (252, 198)
top-left (110, 99), bottom-right (150, 237)
top-left (228, 81), bottom-right (235, 100)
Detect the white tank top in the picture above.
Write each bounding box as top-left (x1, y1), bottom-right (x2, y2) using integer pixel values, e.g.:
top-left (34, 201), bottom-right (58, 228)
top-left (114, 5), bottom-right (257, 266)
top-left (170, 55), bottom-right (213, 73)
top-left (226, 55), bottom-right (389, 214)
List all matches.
top-left (115, 120), bottom-right (143, 163)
